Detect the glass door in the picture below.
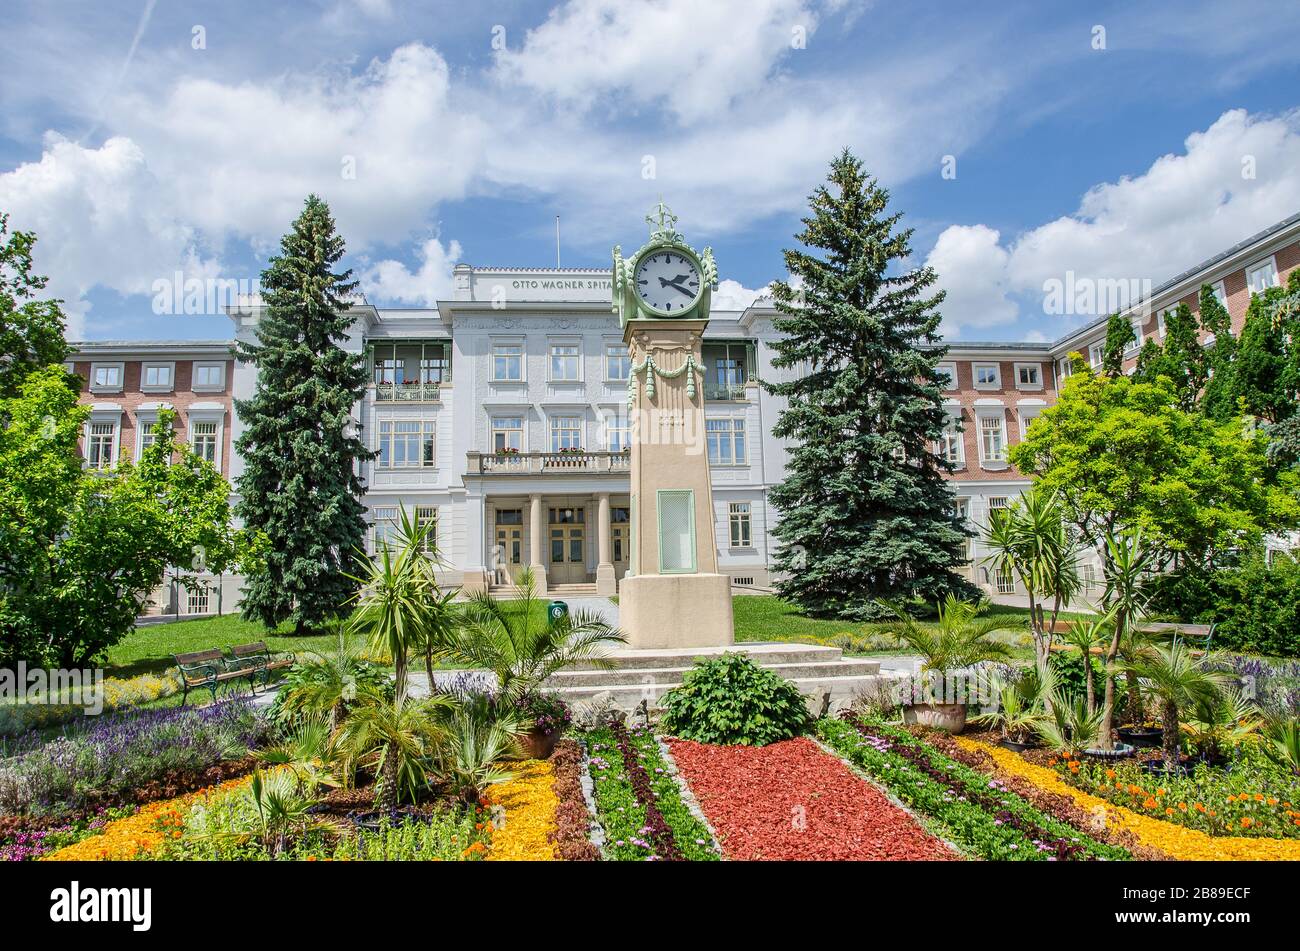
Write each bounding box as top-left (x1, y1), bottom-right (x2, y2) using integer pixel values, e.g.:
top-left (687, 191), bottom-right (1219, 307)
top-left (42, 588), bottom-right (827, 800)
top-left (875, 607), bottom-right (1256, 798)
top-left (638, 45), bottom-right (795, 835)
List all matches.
top-left (548, 506), bottom-right (586, 584)
top-left (494, 509), bottom-right (524, 583)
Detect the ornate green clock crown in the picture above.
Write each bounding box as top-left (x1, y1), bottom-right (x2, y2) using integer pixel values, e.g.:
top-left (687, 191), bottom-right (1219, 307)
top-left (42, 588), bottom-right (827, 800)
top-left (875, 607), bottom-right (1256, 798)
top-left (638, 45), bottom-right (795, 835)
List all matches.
top-left (612, 201), bottom-right (718, 328)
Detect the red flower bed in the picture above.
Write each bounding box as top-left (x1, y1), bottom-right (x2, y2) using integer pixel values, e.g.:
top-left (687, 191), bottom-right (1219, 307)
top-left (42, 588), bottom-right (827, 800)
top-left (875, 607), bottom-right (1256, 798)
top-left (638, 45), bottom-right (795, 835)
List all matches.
top-left (667, 736), bottom-right (957, 861)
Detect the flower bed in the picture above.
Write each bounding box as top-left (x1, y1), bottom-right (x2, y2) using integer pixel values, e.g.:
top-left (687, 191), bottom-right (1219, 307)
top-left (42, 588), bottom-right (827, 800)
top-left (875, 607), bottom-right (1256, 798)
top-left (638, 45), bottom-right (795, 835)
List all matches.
top-left (668, 734), bottom-right (956, 860)
top-left (818, 717), bottom-right (1128, 861)
top-left (956, 737), bottom-right (1300, 862)
top-left (549, 740), bottom-right (599, 861)
top-left (586, 722), bottom-right (718, 861)
top-left (485, 760), bottom-right (559, 861)
top-left (40, 775), bottom-right (255, 861)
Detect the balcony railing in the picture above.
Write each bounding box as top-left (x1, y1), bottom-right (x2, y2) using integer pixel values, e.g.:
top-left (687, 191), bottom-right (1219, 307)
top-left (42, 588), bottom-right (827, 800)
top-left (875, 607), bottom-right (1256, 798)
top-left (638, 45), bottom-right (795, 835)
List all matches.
top-left (467, 450), bottom-right (632, 475)
top-left (704, 382), bottom-right (751, 401)
top-left (372, 381), bottom-right (442, 402)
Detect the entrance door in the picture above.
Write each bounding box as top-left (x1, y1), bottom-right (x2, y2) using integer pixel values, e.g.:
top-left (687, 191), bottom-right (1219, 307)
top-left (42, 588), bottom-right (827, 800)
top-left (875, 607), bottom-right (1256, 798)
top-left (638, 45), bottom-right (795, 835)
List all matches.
top-left (494, 509), bottom-right (525, 583)
top-left (548, 506), bottom-right (587, 584)
top-left (611, 505), bottom-right (630, 579)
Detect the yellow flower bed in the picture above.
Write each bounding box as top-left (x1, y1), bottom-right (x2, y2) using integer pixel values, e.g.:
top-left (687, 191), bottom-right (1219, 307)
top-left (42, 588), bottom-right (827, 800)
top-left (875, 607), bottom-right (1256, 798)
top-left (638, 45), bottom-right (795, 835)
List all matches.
top-left (485, 760), bottom-right (559, 862)
top-left (41, 775), bottom-right (254, 862)
top-left (956, 738), bottom-right (1300, 861)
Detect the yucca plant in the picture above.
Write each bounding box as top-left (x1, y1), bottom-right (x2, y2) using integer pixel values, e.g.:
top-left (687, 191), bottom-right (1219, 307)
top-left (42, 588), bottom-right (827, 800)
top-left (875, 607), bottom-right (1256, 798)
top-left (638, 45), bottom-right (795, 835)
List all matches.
top-left (1036, 690), bottom-right (1104, 754)
top-left (1095, 529), bottom-right (1155, 751)
top-left (971, 670), bottom-right (1049, 744)
top-left (255, 718), bottom-right (340, 795)
top-left (1119, 642), bottom-right (1231, 771)
top-left (333, 691), bottom-right (454, 811)
top-left (440, 566), bottom-right (626, 703)
top-left (436, 693), bottom-right (520, 805)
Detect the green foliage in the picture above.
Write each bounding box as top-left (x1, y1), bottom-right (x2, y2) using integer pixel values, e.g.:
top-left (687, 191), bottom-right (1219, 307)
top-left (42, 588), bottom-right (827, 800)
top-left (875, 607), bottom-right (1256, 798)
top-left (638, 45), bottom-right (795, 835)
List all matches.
top-left (1049, 650), bottom-right (1106, 705)
top-left (0, 213), bottom-right (69, 401)
top-left (1133, 302), bottom-right (1206, 412)
top-left (764, 149), bottom-right (976, 619)
top-left (267, 638), bottom-right (392, 731)
top-left (1101, 312), bottom-right (1136, 377)
top-left (1197, 282), bottom-right (1239, 422)
top-left (1, 373), bottom-right (236, 666)
top-left (1010, 366), bottom-right (1300, 569)
top-left (1147, 554), bottom-right (1300, 656)
top-left (1120, 641), bottom-right (1231, 768)
top-left (878, 596), bottom-right (1013, 676)
top-left (234, 195), bottom-right (370, 633)
top-left (1261, 713), bottom-right (1300, 776)
top-left (332, 692), bottom-right (453, 811)
top-left (660, 653), bottom-right (812, 746)
top-left (1232, 271), bottom-right (1300, 425)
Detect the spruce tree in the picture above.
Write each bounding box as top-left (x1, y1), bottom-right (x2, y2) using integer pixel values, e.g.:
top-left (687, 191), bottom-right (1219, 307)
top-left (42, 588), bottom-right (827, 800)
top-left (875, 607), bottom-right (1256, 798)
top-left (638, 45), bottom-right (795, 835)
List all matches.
top-left (1198, 282), bottom-right (1238, 423)
top-left (1100, 312), bottom-right (1136, 377)
top-left (1133, 301), bottom-right (1205, 411)
top-left (235, 196), bottom-right (370, 633)
top-left (765, 150), bottom-right (977, 619)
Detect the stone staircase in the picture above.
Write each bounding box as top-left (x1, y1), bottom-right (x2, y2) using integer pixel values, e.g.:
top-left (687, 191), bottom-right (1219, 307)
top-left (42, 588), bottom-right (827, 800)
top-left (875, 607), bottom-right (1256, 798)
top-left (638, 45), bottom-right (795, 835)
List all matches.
top-left (541, 641), bottom-right (903, 712)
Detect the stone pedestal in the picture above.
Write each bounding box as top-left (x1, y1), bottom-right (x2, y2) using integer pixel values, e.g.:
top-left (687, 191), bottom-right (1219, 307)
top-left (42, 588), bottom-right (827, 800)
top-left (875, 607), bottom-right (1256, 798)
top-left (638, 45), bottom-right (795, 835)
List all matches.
top-left (618, 573), bottom-right (733, 648)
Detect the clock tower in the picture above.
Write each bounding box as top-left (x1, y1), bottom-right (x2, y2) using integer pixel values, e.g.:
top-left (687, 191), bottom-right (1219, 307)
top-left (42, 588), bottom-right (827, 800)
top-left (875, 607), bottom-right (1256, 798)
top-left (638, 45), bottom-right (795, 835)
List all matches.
top-left (611, 204), bottom-right (735, 649)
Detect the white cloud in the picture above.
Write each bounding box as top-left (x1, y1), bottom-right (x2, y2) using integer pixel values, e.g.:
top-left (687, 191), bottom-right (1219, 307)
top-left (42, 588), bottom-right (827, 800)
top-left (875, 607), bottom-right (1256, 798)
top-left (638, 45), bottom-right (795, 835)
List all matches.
top-left (712, 278), bottom-right (770, 311)
top-left (494, 0), bottom-right (821, 123)
top-left (0, 134), bottom-right (219, 337)
top-left (925, 108), bottom-right (1300, 338)
top-left (362, 236), bottom-right (463, 306)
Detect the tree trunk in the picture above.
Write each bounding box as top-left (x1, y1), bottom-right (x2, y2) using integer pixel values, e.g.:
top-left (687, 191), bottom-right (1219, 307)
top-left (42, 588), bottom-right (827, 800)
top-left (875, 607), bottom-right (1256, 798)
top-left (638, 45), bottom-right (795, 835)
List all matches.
top-left (425, 649), bottom-right (435, 698)
top-left (1125, 670), bottom-right (1142, 725)
top-left (376, 745), bottom-right (399, 811)
top-left (1084, 663), bottom-right (1095, 716)
top-left (1162, 698), bottom-right (1180, 771)
top-left (393, 652), bottom-right (407, 705)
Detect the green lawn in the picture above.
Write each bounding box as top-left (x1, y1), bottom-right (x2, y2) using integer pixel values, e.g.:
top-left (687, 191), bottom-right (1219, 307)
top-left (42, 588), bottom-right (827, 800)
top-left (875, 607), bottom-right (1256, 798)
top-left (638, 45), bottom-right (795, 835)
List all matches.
top-left (732, 594), bottom-right (1097, 658)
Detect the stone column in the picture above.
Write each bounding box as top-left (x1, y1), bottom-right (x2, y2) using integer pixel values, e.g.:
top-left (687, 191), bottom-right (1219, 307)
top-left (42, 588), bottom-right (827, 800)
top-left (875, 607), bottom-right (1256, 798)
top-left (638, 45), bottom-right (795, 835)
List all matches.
top-left (528, 492), bottom-right (547, 595)
top-left (595, 491), bottom-right (616, 596)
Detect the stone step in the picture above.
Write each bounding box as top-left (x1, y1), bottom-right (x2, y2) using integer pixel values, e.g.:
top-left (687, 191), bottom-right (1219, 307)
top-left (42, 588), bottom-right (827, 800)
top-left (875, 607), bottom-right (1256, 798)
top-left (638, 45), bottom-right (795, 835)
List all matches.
top-left (547, 673), bottom-right (905, 712)
top-left (560, 641), bottom-right (849, 671)
top-left (544, 658), bottom-right (882, 688)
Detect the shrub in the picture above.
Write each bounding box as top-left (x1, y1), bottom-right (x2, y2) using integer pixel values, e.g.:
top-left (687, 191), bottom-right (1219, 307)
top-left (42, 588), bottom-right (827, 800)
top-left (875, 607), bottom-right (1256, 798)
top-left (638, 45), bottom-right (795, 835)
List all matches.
top-left (660, 653), bottom-right (812, 746)
top-left (1147, 555), bottom-right (1300, 657)
top-left (1049, 651), bottom-right (1105, 705)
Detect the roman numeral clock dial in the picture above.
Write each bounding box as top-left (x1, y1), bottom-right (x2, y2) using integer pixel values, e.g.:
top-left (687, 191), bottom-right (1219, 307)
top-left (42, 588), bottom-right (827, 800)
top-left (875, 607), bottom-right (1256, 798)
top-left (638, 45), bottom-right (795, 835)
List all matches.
top-left (634, 251), bottom-right (701, 313)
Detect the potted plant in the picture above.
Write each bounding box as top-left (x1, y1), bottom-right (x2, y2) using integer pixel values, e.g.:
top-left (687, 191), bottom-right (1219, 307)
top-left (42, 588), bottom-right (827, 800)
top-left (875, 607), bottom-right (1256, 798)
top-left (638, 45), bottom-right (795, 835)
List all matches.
top-left (972, 668), bottom-right (1048, 751)
top-left (880, 596), bottom-right (1013, 734)
top-left (512, 691), bottom-right (571, 759)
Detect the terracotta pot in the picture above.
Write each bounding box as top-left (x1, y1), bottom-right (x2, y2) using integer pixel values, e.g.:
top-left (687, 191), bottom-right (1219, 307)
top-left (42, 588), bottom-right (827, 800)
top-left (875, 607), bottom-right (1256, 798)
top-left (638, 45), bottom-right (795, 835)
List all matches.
top-left (517, 727), bottom-right (561, 760)
top-left (904, 703), bottom-right (967, 734)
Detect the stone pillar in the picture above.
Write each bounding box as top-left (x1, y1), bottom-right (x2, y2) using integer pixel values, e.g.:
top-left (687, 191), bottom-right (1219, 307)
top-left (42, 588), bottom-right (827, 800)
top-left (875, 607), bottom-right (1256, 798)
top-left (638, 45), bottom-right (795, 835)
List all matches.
top-left (461, 489), bottom-right (488, 592)
top-left (595, 491), bottom-right (616, 596)
top-left (619, 320), bottom-right (733, 649)
top-left (528, 493), bottom-right (547, 595)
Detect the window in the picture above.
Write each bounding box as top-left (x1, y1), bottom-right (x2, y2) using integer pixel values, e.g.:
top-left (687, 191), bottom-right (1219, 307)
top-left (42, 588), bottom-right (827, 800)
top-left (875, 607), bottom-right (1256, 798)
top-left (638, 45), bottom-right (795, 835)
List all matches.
top-left (605, 344), bottom-right (630, 382)
top-left (706, 417), bottom-right (746, 465)
top-left (192, 362), bottom-right (225, 390)
top-left (657, 490), bottom-right (696, 573)
top-left (186, 586), bottom-right (210, 615)
top-left (702, 341), bottom-right (753, 399)
top-left (1210, 280), bottom-right (1227, 307)
top-left (191, 420), bottom-right (219, 464)
top-left (372, 506), bottom-right (399, 551)
top-left (1058, 357), bottom-right (1074, 380)
top-left (139, 420), bottom-right (169, 458)
top-left (1080, 563), bottom-right (1097, 592)
top-left (935, 364), bottom-right (957, 390)
top-left (86, 421), bottom-right (117, 469)
top-left (1127, 318), bottom-right (1143, 354)
top-left (1246, 258), bottom-right (1279, 295)
top-left (939, 416), bottom-right (964, 466)
top-left (1015, 364), bottom-right (1041, 388)
top-left (371, 342), bottom-right (449, 399)
top-left (550, 415), bottom-right (582, 451)
top-left (492, 343), bottom-right (523, 382)
top-left (550, 343), bottom-right (580, 381)
top-left (414, 505), bottom-right (438, 553)
top-left (954, 499), bottom-right (971, 561)
top-left (492, 417), bottom-right (523, 453)
top-left (377, 419), bottom-right (436, 468)
top-left (91, 363), bottom-right (123, 391)
top-left (1088, 342), bottom-right (1105, 369)
top-left (602, 410), bottom-right (631, 452)
top-left (142, 363), bottom-right (174, 390)
top-left (974, 364), bottom-right (1000, 388)
top-left (995, 565), bottom-right (1016, 595)
top-left (729, 502), bottom-right (752, 548)
top-left (1018, 406), bottom-right (1043, 439)
top-left (979, 414), bottom-right (1005, 463)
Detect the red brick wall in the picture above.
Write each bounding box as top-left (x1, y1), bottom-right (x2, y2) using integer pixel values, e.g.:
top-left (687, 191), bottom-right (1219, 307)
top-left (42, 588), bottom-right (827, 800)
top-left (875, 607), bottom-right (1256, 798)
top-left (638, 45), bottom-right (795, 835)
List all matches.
top-left (941, 357), bottom-right (1057, 482)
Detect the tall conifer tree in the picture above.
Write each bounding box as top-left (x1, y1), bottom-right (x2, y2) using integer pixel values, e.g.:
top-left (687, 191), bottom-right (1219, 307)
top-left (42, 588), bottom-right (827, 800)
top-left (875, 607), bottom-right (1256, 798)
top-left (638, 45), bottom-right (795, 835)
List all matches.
top-left (235, 196), bottom-right (370, 633)
top-left (765, 150), bottom-right (976, 619)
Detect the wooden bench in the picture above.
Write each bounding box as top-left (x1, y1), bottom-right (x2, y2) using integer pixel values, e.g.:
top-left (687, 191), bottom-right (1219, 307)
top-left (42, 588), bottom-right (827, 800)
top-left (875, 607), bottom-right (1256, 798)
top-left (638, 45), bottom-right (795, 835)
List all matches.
top-left (173, 649), bottom-right (259, 707)
top-left (228, 641), bottom-right (295, 688)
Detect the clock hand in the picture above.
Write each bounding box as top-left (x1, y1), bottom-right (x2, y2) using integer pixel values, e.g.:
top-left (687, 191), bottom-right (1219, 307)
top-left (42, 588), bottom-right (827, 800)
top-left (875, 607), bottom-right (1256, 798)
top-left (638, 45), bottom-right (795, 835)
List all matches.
top-left (664, 279), bottom-right (695, 295)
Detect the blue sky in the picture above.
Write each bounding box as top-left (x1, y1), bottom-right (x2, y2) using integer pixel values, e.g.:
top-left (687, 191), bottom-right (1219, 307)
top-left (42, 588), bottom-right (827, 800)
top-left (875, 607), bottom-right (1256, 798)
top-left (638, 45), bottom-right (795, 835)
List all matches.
top-left (2, 0), bottom-right (1299, 344)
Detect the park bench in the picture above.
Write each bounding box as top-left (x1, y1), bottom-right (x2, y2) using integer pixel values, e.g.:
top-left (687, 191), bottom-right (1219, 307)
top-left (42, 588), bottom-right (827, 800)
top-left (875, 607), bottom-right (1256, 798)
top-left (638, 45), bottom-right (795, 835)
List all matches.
top-left (228, 641), bottom-right (295, 688)
top-left (173, 649), bottom-right (260, 707)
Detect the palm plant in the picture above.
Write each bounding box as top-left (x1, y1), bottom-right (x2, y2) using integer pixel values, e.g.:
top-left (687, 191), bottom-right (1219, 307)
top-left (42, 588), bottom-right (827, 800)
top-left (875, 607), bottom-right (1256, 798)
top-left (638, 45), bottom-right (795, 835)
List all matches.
top-left (878, 596), bottom-right (1014, 679)
top-left (436, 693), bottom-right (520, 805)
top-left (971, 668), bottom-right (1051, 744)
top-left (440, 567), bottom-right (626, 703)
top-left (254, 718), bottom-right (340, 795)
top-left (333, 691), bottom-right (454, 811)
top-left (1261, 714), bottom-right (1300, 776)
top-left (1036, 690), bottom-right (1104, 754)
top-left (346, 506), bottom-right (441, 703)
top-left (982, 487), bottom-right (1083, 671)
top-left (1119, 641), bottom-right (1231, 771)
top-left (278, 634), bottom-right (379, 731)
top-left (1094, 529), bottom-right (1155, 751)
top-left (1057, 614), bottom-right (1113, 714)
top-left (245, 768), bottom-right (342, 857)
top-left (1184, 687), bottom-right (1262, 762)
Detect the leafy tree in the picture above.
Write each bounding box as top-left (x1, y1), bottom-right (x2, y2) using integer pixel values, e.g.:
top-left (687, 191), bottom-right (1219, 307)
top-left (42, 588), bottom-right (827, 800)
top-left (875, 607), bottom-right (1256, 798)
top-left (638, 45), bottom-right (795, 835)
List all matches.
top-left (1009, 368), bottom-right (1299, 571)
top-left (764, 149), bottom-right (975, 619)
top-left (1231, 279), bottom-right (1296, 424)
top-left (1133, 301), bottom-right (1205, 412)
top-left (0, 372), bottom-right (236, 666)
top-left (1100, 312), bottom-right (1135, 377)
top-left (235, 195), bottom-right (370, 634)
top-left (0, 214), bottom-right (69, 401)
top-left (1198, 283), bottom-right (1239, 423)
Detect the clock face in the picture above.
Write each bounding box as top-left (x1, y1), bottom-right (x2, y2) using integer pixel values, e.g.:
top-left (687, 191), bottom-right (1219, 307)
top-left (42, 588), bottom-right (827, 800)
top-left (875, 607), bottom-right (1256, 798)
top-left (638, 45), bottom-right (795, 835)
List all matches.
top-left (634, 250), bottom-right (701, 314)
